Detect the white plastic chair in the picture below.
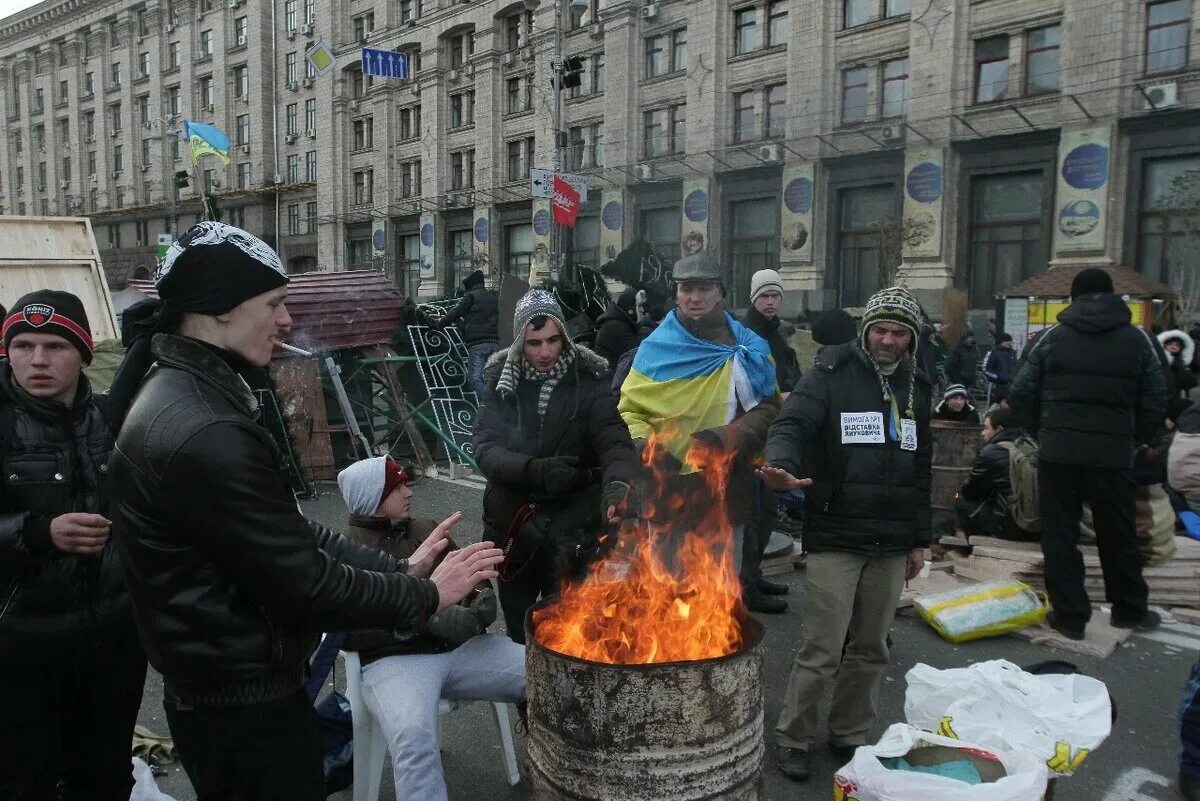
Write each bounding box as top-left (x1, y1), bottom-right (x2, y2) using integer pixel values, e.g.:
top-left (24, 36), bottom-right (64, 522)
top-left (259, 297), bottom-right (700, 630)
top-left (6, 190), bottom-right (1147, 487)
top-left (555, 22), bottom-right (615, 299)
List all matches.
top-left (340, 649), bottom-right (521, 801)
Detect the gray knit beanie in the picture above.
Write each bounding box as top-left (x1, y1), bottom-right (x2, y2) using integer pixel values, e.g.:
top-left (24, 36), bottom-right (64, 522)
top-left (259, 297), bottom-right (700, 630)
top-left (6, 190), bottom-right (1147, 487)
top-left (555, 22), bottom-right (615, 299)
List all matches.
top-left (510, 289), bottom-right (571, 353)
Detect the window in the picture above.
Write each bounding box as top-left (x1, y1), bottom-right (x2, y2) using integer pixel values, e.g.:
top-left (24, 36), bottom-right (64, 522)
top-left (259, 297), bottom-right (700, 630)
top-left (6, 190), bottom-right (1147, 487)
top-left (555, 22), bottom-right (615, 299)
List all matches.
top-left (35, 125), bottom-right (45, 150)
top-left (448, 31), bottom-right (474, 68)
top-left (233, 66), bottom-right (249, 99)
top-left (170, 136), bottom-right (182, 161)
top-left (33, 87), bottom-right (44, 113)
top-left (285, 0), bottom-right (297, 30)
top-left (836, 185), bottom-right (897, 306)
top-left (765, 83), bottom-right (786, 138)
top-left (167, 86), bottom-right (181, 116)
top-left (110, 102), bottom-right (122, 131)
top-left (36, 161), bottom-right (46, 189)
top-left (591, 122), bottom-right (604, 167)
top-left (304, 0), bottom-right (314, 24)
top-left (84, 112), bottom-right (95, 140)
top-left (974, 36), bottom-right (1009, 103)
top-left (140, 138), bottom-right (151, 166)
top-left (237, 162), bottom-right (252, 189)
top-left (288, 204), bottom-right (301, 234)
top-left (400, 0), bottom-right (418, 24)
top-left (306, 201), bottom-right (317, 233)
top-left (400, 159), bottom-right (421, 197)
top-left (841, 66), bottom-right (868, 123)
top-left (640, 207), bottom-right (682, 262)
top-left (58, 41), bottom-right (69, 67)
top-left (305, 99), bottom-right (317, 133)
top-left (87, 151), bottom-right (96, 176)
top-left (15, 167), bottom-right (23, 190)
top-left (1138, 155), bottom-right (1200, 285)
top-left (234, 16), bottom-right (247, 46)
top-left (506, 77), bottom-right (530, 113)
top-left (1025, 25), bottom-right (1061, 94)
top-left (351, 69), bottom-right (365, 98)
top-left (62, 156), bottom-right (71, 182)
top-left (844, 0), bottom-right (870, 28)
top-left (645, 34), bottom-right (666, 78)
top-left (733, 90), bottom-right (755, 143)
top-left (886, 0), bottom-right (911, 16)
top-left (286, 154), bottom-right (299, 182)
top-left (450, 90), bottom-right (475, 128)
top-left (203, 168), bottom-right (216, 191)
top-left (200, 30), bottom-right (212, 58)
top-left (767, 2), bottom-right (788, 47)
top-left (568, 126), bottom-right (586, 171)
top-left (199, 76), bottom-right (214, 108)
top-left (110, 223), bottom-right (122, 249)
top-left (881, 57), bottom-right (909, 117)
top-left (168, 42), bottom-right (180, 69)
top-left (591, 53), bottom-right (605, 93)
top-left (505, 11), bottom-right (531, 51)
top-left (57, 118), bottom-right (70, 145)
top-left (136, 219), bottom-right (148, 245)
top-left (138, 52), bottom-right (150, 78)
top-left (734, 8), bottom-right (757, 54)
top-left (58, 80), bottom-right (68, 105)
top-left (137, 95), bottom-right (150, 126)
top-left (570, 216), bottom-right (600, 268)
top-left (399, 104), bottom-right (421, 140)
top-left (112, 62), bottom-right (123, 89)
top-left (235, 114), bottom-right (250, 146)
top-left (352, 117), bottom-right (373, 150)
top-left (353, 169), bottom-right (373, 204)
top-left (643, 104), bottom-right (686, 157)
top-left (285, 52), bottom-right (297, 84)
top-left (450, 149), bottom-right (475, 189)
top-left (353, 13), bottom-right (375, 43)
top-left (110, 18), bottom-right (120, 47)
top-left (508, 139), bottom-right (524, 180)
top-left (286, 103), bottom-right (297, 135)
top-left (730, 198), bottom-right (779, 306)
top-left (84, 72), bottom-right (94, 95)
top-left (305, 150), bottom-right (317, 180)
top-left (228, 207), bottom-right (245, 230)
top-left (113, 144), bottom-right (123, 173)
top-left (968, 171), bottom-right (1047, 307)
top-left (1146, 0), bottom-right (1189, 74)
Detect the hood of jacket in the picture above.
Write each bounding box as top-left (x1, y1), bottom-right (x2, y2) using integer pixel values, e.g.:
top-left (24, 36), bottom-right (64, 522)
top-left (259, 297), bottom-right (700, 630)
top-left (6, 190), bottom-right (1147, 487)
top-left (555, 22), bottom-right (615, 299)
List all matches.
top-left (1058, 293), bottom-right (1132, 334)
top-left (1159, 329), bottom-right (1196, 367)
top-left (953, 330), bottom-right (977, 350)
top-left (596, 304), bottom-right (637, 331)
top-left (483, 342), bottom-right (609, 385)
top-left (986, 425), bottom-right (1024, 447)
top-left (935, 397), bottom-right (979, 417)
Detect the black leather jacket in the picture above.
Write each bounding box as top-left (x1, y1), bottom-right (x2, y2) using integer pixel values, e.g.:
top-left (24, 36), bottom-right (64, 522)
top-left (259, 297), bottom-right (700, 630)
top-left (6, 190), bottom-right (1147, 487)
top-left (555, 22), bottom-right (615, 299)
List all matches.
top-left (109, 334), bottom-right (440, 706)
top-left (0, 367), bottom-right (132, 655)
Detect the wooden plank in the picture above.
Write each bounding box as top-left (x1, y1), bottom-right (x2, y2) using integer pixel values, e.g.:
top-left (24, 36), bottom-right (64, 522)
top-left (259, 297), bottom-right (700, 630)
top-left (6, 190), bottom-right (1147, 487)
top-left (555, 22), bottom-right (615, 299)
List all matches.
top-left (1009, 614), bottom-right (1132, 659)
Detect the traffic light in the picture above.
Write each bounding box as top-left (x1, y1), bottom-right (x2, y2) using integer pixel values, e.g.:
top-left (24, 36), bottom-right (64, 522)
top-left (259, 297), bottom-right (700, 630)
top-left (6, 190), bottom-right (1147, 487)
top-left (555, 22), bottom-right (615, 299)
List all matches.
top-left (174, 170), bottom-right (189, 189)
top-left (557, 56), bottom-right (584, 89)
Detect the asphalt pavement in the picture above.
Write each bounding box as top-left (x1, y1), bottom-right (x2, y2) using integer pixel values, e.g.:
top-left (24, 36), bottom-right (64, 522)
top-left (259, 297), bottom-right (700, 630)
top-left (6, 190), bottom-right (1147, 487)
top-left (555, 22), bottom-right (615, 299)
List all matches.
top-left (137, 476), bottom-right (1195, 801)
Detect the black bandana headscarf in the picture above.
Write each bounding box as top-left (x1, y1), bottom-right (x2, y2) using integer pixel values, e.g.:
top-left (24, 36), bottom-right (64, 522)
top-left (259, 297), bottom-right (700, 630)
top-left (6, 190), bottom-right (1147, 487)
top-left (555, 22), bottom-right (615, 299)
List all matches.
top-left (107, 221), bottom-right (290, 434)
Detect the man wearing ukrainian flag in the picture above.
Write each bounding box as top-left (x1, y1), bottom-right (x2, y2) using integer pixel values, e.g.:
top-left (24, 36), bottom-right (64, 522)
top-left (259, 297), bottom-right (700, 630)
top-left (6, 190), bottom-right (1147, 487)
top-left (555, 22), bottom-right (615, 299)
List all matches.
top-left (618, 253), bottom-right (780, 569)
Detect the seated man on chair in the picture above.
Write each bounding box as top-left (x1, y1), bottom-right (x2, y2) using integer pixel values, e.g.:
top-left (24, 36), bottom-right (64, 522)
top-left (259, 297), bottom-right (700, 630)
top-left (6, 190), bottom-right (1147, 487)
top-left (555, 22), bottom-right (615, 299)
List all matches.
top-left (337, 457), bottom-right (525, 801)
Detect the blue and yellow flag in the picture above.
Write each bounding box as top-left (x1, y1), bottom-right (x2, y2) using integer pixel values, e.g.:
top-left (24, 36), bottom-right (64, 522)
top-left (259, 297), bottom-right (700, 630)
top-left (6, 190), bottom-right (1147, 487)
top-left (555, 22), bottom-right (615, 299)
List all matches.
top-left (184, 120), bottom-right (231, 166)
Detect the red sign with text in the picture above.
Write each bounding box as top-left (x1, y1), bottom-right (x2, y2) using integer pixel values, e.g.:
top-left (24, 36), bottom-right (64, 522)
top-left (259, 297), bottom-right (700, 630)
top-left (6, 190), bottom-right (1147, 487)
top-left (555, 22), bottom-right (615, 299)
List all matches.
top-left (552, 175), bottom-right (581, 228)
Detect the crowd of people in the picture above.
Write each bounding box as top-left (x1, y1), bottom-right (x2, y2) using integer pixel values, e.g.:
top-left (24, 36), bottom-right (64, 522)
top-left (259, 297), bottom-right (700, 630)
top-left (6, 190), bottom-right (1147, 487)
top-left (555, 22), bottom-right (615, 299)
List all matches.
top-left (1, 220), bottom-right (1198, 800)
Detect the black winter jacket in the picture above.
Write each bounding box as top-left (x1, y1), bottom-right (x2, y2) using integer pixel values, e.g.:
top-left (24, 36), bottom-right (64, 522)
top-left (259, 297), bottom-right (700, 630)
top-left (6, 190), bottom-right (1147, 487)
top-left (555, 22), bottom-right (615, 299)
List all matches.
top-left (473, 345), bottom-right (637, 536)
top-left (109, 335), bottom-right (439, 707)
top-left (960, 425), bottom-right (1023, 506)
top-left (982, 346), bottom-right (1018, 385)
top-left (439, 287), bottom-right (500, 345)
top-left (593, 305), bottom-right (640, 371)
top-left (765, 342), bottom-right (933, 555)
top-left (1009, 293), bottom-right (1168, 470)
top-left (743, 306), bottom-right (802, 394)
top-left (946, 333), bottom-right (979, 388)
top-left (0, 368), bottom-right (133, 654)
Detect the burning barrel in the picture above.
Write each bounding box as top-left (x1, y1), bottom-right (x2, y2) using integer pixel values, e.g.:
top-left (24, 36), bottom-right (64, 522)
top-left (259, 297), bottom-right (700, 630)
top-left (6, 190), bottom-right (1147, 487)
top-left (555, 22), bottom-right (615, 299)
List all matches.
top-left (524, 605), bottom-right (765, 800)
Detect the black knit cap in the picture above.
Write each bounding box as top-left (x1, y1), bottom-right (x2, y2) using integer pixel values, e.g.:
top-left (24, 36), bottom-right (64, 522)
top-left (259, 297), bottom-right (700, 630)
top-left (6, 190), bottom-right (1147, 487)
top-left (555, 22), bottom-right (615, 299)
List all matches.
top-left (812, 308), bottom-right (858, 346)
top-left (1070, 267), bottom-right (1114, 299)
top-left (463, 270), bottom-right (485, 290)
top-left (3, 289), bottom-right (93, 364)
top-left (156, 221), bottom-right (289, 313)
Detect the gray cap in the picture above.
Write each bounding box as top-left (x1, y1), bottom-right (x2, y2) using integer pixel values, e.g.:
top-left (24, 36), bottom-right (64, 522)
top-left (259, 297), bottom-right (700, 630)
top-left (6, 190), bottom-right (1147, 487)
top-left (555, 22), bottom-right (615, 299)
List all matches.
top-left (672, 254), bottom-right (721, 283)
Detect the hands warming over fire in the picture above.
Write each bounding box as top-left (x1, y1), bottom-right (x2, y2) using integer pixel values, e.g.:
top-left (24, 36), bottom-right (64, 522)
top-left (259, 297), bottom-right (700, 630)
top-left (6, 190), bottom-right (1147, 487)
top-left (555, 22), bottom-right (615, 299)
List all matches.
top-left (601, 481), bottom-right (640, 525)
top-left (429, 541), bottom-right (505, 612)
top-left (407, 511), bottom-right (462, 578)
top-left (756, 465), bottom-right (813, 492)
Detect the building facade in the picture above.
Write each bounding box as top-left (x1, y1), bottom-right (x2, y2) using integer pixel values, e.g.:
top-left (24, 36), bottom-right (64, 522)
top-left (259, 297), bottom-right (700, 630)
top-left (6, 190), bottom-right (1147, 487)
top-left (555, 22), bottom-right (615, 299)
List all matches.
top-left (1, 0), bottom-right (1197, 316)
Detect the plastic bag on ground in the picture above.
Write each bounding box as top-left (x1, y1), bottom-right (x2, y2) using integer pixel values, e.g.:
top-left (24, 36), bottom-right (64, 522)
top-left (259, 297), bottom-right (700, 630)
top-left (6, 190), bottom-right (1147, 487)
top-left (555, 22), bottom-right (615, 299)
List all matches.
top-left (914, 581), bottom-right (1047, 643)
top-left (905, 659), bottom-right (1111, 777)
top-left (833, 723), bottom-right (1048, 801)
top-left (131, 757), bottom-right (177, 801)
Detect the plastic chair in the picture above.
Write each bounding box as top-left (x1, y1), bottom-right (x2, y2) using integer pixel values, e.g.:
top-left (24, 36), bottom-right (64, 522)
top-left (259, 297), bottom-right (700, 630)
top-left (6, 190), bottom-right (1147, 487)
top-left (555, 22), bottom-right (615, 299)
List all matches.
top-left (340, 650), bottom-right (521, 801)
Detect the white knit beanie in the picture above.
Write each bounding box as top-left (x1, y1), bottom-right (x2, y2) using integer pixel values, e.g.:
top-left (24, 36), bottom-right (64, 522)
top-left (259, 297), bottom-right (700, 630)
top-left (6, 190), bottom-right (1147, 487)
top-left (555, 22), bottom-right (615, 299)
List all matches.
top-left (750, 269), bottom-right (785, 303)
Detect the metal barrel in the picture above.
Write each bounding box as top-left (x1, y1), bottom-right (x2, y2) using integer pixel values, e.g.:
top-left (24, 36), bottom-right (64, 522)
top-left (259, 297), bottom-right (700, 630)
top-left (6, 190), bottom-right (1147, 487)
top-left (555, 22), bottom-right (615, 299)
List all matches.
top-left (524, 604), bottom-right (765, 801)
top-left (930, 419), bottom-right (984, 523)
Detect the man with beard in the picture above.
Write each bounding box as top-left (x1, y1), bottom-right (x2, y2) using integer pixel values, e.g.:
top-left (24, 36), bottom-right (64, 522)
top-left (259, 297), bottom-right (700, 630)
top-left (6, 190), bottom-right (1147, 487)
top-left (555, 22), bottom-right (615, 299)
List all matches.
top-left (760, 286), bottom-right (932, 782)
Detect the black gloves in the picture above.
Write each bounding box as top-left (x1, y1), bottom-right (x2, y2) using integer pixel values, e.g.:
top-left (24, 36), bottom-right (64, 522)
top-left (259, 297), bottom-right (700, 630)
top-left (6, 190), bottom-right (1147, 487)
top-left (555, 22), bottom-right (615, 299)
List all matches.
top-left (526, 455), bottom-right (592, 494)
top-left (601, 480), bottom-right (640, 520)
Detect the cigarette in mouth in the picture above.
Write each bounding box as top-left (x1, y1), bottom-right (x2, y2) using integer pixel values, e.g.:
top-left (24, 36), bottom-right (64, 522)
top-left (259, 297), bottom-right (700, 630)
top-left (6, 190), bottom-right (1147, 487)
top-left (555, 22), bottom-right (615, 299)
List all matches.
top-left (273, 340), bottom-right (313, 357)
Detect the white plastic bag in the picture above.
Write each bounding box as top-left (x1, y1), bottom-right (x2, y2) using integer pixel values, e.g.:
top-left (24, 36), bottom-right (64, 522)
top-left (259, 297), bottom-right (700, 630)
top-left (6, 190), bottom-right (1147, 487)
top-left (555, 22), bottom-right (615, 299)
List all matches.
top-left (833, 723), bottom-right (1048, 801)
top-left (131, 757), bottom-right (178, 801)
top-left (905, 659), bottom-right (1111, 776)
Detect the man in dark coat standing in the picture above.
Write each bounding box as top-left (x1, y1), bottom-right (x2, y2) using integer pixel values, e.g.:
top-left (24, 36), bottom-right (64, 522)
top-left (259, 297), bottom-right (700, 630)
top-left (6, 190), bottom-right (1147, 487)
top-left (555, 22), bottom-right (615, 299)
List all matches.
top-left (1010, 267), bottom-right (1168, 640)
top-left (946, 330), bottom-right (980, 392)
top-left (593, 287), bottom-right (641, 370)
top-left (435, 269), bottom-right (499, 398)
top-left (760, 286), bottom-right (932, 782)
top-left (0, 290), bottom-right (145, 801)
top-left (982, 333), bottom-right (1018, 405)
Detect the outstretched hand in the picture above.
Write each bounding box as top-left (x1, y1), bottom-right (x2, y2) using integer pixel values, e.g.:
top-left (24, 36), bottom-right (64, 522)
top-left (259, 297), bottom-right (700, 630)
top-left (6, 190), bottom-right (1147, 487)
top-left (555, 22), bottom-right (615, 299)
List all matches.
top-left (408, 511), bottom-right (462, 578)
top-left (430, 541), bottom-right (505, 612)
top-left (756, 465), bottom-right (813, 492)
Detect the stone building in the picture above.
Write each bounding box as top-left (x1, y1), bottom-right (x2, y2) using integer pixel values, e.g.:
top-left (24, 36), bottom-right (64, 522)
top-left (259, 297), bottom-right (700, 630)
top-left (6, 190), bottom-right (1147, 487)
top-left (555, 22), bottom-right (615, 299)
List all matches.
top-left (1, 0), bottom-right (1197, 317)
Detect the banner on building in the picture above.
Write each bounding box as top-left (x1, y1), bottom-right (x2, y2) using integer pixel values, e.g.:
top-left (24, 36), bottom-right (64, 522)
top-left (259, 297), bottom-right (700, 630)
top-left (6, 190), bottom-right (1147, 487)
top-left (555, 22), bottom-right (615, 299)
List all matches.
top-left (532, 199), bottom-right (553, 278)
top-left (779, 163), bottom-right (814, 264)
top-left (371, 219), bottom-right (387, 258)
top-left (1054, 126), bottom-right (1112, 254)
top-left (902, 147), bottom-right (945, 259)
top-left (472, 208), bottom-right (491, 276)
top-left (600, 190), bottom-right (625, 265)
top-left (680, 178), bottom-right (710, 256)
top-left (419, 213), bottom-right (436, 280)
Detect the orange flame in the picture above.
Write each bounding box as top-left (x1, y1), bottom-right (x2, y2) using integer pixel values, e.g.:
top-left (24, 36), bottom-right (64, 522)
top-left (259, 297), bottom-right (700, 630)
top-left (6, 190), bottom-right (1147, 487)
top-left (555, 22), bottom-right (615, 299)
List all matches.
top-left (532, 433), bottom-right (745, 664)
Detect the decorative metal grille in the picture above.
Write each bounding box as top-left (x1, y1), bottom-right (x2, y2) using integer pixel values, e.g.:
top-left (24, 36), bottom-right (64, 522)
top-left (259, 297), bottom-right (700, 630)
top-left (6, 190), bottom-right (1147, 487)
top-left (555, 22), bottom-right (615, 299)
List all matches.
top-left (406, 299), bottom-right (479, 466)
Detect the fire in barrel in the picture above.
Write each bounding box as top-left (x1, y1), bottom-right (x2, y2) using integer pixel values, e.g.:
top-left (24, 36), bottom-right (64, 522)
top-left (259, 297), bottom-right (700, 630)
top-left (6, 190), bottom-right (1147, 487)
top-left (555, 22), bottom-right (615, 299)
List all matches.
top-left (525, 435), bottom-right (766, 800)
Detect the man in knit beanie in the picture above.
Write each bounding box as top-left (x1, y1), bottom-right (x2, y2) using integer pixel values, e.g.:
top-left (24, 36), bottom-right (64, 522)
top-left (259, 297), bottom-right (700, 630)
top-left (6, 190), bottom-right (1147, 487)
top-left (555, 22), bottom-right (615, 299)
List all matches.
top-left (0, 289), bottom-right (145, 798)
top-left (760, 285), bottom-right (932, 782)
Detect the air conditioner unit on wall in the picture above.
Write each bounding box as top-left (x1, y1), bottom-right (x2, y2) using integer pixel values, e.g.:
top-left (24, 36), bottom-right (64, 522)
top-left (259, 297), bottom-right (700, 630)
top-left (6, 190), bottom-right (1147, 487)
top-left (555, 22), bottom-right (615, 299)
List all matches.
top-left (637, 163), bottom-right (654, 181)
top-left (301, 24), bottom-right (313, 35)
top-left (59, 180), bottom-right (69, 188)
top-left (880, 123), bottom-right (906, 144)
top-left (641, 4), bottom-right (658, 20)
top-left (589, 22), bottom-right (603, 38)
top-left (758, 143), bottom-right (781, 162)
top-left (285, 133), bottom-right (297, 143)
top-left (448, 68), bottom-right (460, 82)
top-left (1144, 81), bottom-right (1180, 110)
top-left (89, 173), bottom-right (97, 183)
top-left (285, 29), bottom-right (296, 40)
top-left (302, 77), bottom-right (313, 88)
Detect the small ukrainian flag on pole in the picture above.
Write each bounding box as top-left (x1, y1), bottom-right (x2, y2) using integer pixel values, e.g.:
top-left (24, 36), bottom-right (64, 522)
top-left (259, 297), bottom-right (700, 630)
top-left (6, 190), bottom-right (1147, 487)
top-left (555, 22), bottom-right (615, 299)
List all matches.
top-left (184, 120), bottom-right (231, 166)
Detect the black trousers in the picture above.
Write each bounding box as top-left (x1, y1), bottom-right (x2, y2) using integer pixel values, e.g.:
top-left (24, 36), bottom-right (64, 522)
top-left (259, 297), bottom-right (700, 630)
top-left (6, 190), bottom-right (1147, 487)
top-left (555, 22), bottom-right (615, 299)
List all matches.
top-left (1038, 461), bottom-right (1147, 629)
top-left (740, 478), bottom-right (776, 589)
top-left (164, 690), bottom-right (326, 801)
top-left (0, 635), bottom-right (146, 801)
top-left (497, 541), bottom-right (560, 644)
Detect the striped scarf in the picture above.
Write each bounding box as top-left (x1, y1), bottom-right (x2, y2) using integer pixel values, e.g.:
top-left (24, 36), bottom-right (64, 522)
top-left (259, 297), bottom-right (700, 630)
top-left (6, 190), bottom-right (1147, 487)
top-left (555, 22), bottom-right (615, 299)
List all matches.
top-left (496, 348), bottom-right (576, 421)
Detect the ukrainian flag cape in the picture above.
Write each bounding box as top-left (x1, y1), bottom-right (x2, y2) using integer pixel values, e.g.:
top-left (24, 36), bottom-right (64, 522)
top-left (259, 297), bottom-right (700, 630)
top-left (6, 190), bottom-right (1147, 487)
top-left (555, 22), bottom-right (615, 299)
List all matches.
top-left (619, 309), bottom-right (776, 461)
